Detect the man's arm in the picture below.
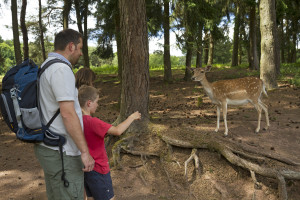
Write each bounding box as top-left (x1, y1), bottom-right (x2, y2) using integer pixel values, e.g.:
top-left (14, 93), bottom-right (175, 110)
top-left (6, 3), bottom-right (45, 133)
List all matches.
top-left (59, 101), bottom-right (94, 172)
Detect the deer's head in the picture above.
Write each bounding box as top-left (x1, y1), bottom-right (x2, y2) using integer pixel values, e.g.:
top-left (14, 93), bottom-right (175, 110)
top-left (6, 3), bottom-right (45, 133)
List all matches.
top-left (187, 65), bottom-right (212, 82)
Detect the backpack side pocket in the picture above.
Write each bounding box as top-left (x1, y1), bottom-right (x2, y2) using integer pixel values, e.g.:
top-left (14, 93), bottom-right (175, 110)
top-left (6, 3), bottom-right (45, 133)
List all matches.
top-left (20, 107), bottom-right (42, 129)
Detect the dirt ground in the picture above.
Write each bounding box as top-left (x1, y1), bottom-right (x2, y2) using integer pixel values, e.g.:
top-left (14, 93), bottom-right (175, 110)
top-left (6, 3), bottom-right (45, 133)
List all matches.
top-left (0, 68), bottom-right (300, 200)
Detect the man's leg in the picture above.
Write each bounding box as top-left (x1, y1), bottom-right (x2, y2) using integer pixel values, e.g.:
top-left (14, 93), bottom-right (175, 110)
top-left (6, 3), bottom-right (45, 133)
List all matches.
top-left (34, 145), bottom-right (84, 200)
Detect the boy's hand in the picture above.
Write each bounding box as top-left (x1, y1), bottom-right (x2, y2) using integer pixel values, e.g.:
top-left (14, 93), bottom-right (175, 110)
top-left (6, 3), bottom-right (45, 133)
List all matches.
top-left (130, 111), bottom-right (142, 120)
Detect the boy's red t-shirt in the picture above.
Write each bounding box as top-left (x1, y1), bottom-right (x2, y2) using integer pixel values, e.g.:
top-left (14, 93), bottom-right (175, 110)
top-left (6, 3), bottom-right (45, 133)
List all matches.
top-left (83, 115), bottom-right (112, 174)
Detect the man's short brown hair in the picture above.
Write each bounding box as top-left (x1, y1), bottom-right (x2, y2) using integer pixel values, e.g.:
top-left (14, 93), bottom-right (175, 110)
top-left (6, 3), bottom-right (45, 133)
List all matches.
top-left (54, 29), bottom-right (82, 51)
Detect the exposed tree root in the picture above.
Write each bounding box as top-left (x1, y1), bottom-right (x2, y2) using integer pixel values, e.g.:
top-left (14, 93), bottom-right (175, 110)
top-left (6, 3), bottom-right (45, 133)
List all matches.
top-left (160, 134), bottom-right (300, 200)
top-left (109, 129), bottom-right (300, 199)
top-left (184, 148), bottom-right (201, 178)
top-left (216, 135), bottom-right (300, 166)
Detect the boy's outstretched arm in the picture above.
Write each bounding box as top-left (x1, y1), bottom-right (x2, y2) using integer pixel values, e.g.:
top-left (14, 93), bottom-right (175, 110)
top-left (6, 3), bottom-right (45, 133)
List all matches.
top-left (107, 111), bottom-right (141, 136)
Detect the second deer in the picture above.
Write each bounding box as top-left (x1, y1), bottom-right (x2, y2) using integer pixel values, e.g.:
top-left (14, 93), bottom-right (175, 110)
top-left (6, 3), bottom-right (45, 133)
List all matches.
top-left (188, 65), bottom-right (270, 136)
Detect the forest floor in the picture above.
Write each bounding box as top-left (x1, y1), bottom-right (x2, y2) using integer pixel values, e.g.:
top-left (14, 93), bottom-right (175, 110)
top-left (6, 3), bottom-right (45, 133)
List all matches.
top-left (0, 67), bottom-right (300, 200)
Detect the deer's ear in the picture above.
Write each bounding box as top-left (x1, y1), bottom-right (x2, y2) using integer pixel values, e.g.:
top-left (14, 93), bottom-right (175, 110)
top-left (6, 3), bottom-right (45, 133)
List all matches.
top-left (205, 65), bottom-right (212, 72)
top-left (187, 66), bottom-right (194, 72)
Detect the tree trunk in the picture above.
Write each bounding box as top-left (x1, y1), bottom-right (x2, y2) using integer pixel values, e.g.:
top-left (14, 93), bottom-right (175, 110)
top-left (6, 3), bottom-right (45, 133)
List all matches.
top-left (163, 0), bottom-right (172, 83)
top-left (259, 0), bottom-right (278, 89)
top-left (11, 0), bottom-right (22, 64)
top-left (82, 0), bottom-right (90, 68)
top-left (204, 31), bottom-right (209, 65)
top-left (63, 0), bottom-right (72, 29)
top-left (74, 0), bottom-right (83, 33)
top-left (207, 32), bottom-right (214, 66)
top-left (249, 2), bottom-right (259, 70)
top-left (231, 2), bottom-right (240, 67)
top-left (118, 0), bottom-right (150, 131)
top-left (280, 17), bottom-right (285, 63)
top-left (39, 0), bottom-right (46, 61)
top-left (74, 0), bottom-right (89, 68)
top-left (196, 22), bottom-right (203, 68)
top-left (20, 0), bottom-right (29, 60)
top-left (184, 35), bottom-right (193, 81)
top-left (290, 16), bottom-right (297, 63)
top-left (115, 2), bottom-right (122, 81)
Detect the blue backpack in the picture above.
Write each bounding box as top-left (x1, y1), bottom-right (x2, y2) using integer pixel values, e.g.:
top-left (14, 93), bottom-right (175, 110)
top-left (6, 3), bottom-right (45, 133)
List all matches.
top-left (0, 58), bottom-right (61, 142)
top-left (0, 58), bottom-right (70, 187)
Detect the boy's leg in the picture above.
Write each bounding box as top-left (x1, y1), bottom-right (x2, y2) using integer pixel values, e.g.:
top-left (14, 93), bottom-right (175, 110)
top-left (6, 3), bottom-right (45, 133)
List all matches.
top-left (84, 171), bottom-right (114, 200)
top-left (34, 144), bottom-right (84, 200)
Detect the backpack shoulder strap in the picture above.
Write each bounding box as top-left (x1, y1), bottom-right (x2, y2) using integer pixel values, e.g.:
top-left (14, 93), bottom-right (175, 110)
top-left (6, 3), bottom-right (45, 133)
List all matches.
top-left (38, 58), bottom-right (72, 78)
top-left (38, 58), bottom-right (72, 128)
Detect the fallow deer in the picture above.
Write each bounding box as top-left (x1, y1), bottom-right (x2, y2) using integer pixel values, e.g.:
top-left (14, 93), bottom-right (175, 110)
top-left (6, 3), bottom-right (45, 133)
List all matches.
top-left (188, 65), bottom-right (270, 136)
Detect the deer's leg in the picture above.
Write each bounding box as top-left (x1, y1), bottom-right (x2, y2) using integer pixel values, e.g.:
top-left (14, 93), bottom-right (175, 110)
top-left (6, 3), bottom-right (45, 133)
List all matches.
top-left (253, 101), bottom-right (262, 133)
top-left (258, 99), bottom-right (270, 129)
top-left (215, 106), bottom-right (220, 132)
top-left (222, 103), bottom-right (228, 136)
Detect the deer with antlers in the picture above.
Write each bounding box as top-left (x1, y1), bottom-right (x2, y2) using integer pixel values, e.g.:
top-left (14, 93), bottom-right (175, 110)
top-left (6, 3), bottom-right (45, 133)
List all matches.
top-left (188, 65), bottom-right (270, 136)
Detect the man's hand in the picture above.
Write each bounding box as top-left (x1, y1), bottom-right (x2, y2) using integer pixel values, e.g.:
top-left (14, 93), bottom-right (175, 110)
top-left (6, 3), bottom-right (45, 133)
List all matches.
top-left (81, 152), bottom-right (95, 172)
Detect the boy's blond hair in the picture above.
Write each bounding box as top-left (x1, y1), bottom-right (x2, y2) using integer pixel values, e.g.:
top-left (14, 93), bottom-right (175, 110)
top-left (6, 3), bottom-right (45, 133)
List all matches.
top-left (78, 85), bottom-right (99, 107)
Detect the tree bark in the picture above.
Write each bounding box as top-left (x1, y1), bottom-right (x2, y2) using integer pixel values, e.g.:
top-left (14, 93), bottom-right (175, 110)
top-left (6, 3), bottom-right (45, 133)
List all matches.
top-left (231, 2), bottom-right (240, 67)
top-left (249, 2), bottom-right (259, 70)
top-left (115, 1), bottom-right (122, 81)
top-left (118, 0), bottom-right (150, 131)
top-left (184, 35), bottom-right (193, 81)
top-left (63, 0), bottom-right (72, 29)
top-left (39, 0), bottom-right (46, 61)
top-left (183, 0), bottom-right (192, 81)
top-left (163, 0), bottom-right (172, 83)
top-left (259, 0), bottom-right (278, 89)
top-left (82, 0), bottom-right (90, 68)
top-left (74, 0), bottom-right (89, 68)
top-left (204, 31), bottom-right (209, 65)
top-left (20, 0), bottom-right (29, 60)
top-left (207, 32), bottom-right (214, 66)
top-left (11, 0), bottom-right (22, 64)
top-left (196, 22), bottom-right (203, 68)
top-left (280, 18), bottom-right (285, 63)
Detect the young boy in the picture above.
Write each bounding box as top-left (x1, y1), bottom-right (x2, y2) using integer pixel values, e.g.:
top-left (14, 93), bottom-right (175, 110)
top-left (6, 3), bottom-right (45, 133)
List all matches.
top-left (78, 85), bottom-right (141, 200)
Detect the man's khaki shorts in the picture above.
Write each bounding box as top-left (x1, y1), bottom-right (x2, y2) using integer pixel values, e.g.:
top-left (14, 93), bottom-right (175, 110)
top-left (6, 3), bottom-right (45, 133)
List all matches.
top-left (34, 144), bottom-right (84, 200)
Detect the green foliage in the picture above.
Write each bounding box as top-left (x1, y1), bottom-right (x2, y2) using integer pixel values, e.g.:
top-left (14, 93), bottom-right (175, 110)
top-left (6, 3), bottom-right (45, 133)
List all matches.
top-left (213, 36), bottom-right (232, 64)
top-left (0, 41), bottom-right (15, 74)
top-left (280, 63), bottom-right (300, 87)
top-left (149, 51), bottom-right (186, 69)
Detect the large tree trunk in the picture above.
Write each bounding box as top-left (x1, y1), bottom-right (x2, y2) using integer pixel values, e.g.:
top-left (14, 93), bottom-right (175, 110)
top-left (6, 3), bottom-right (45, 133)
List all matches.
top-left (207, 32), bottom-right (214, 66)
top-left (63, 0), bottom-right (72, 29)
top-left (118, 0), bottom-right (150, 131)
top-left (231, 2), bottom-right (240, 67)
top-left (259, 0), bottom-right (278, 89)
top-left (163, 0), bottom-right (172, 83)
top-left (11, 0), bottom-right (22, 64)
top-left (39, 0), bottom-right (46, 61)
top-left (249, 2), bottom-right (259, 70)
top-left (20, 0), bottom-right (29, 60)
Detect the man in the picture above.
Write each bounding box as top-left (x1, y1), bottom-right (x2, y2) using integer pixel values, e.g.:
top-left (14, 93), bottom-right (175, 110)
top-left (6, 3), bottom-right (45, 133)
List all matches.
top-left (34, 29), bottom-right (95, 200)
